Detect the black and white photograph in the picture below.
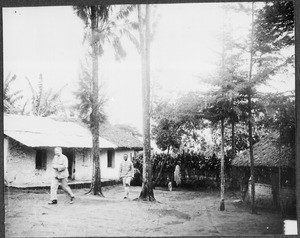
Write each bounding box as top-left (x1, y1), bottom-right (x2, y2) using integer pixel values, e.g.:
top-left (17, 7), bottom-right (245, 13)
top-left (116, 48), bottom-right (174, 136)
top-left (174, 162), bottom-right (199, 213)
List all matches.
top-left (2, 0), bottom-right (298, 236)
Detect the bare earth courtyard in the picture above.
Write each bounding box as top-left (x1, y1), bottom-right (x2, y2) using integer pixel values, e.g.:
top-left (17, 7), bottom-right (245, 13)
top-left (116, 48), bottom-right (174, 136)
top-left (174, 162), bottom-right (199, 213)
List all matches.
top-left (5, 185), bottom-right (283, 237)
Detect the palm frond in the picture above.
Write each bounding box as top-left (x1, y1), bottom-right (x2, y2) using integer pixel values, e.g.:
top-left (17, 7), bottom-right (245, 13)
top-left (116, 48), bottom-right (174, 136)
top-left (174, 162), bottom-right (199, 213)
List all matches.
top-left (4, 73), bottom-right (17, 95)
top-left (96, 5), bottom-right (110, 22)
top-left (113, 37), bottom-right (127, 61)
top-left (9, 93), bottom-right (23, 105)
top-left (4, 100), bottom-right (13, 112)
top-left (36, 74), bottom-right (44, 114)
top-left (115, 5), bottom-right (136, 21)
top-left (73, 6), bottom-right (91, 27)
top-left (50, 84), bottom-right (67, 102)
top-left (123, 28), bottom-right (140, 52)
top-left (4, 72), bottom-right (12, 84)
top-left (25, 77), bottom-right (37, 104)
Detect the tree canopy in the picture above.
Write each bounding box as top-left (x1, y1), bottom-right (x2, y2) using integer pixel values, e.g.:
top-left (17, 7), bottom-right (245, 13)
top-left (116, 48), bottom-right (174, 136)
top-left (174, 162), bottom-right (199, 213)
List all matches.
top-left (254, 1), bottom-right (294, 51)
top-left (73, 64), bottom-right (107, 126)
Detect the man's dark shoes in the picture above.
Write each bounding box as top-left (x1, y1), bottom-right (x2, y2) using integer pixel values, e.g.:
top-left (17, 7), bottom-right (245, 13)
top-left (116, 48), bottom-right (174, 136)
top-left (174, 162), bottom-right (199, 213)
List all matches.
top-left (69, 196), bottom-right (75, 204)
top-left (48, 200), bottom-right (57, 205)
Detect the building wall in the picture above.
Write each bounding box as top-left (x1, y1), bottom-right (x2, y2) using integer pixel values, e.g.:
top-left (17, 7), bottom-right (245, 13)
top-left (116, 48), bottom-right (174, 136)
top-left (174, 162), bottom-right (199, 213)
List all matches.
top-left (5, 137), bottom-right (136, 187)
top-left (74, 148), bottom-right (93, 181)
top-left (100, 149), bottom-right (135, 180)
top-left (5, 138), bottom-right (54, 187)
top-left (74, 148), bottom-right (135, 180)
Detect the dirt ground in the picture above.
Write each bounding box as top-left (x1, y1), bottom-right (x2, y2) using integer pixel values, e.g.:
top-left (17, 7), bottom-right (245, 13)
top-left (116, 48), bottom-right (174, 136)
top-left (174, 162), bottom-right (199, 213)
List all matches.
top-left (5, 184), bottom-right (284, 237)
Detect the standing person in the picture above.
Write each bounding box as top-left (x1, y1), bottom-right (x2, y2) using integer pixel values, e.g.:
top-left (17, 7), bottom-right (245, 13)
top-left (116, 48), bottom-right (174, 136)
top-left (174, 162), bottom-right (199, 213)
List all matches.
top-left (119, 154), bottom-right (134, 199)
top-left (48, 147), bottom-right (75, 205)
top-left (174, 163), bottom-right (181, 187)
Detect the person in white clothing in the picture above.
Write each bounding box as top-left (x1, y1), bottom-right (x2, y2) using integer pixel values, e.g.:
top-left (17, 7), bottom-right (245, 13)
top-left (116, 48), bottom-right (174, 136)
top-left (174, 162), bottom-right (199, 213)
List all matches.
top-left (119, 154), bottom-right (134, 199)
top-left (174, 164), bottom-right (181, 187)
top-left (48, 147), bottom-right (75, 205)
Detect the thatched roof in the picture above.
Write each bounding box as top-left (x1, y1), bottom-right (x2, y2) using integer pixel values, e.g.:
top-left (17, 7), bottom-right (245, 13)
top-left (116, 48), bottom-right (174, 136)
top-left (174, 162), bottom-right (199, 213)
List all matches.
top-left (99, 123), bottom-right (143, 150)
top-left (232, 134), bottom-right (295, 168)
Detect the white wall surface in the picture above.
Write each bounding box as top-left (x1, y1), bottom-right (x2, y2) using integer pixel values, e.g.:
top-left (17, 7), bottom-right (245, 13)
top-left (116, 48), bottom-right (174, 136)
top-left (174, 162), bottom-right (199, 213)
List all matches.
top-left (74, 148), bottom-right (92, 181)
top-left (5, 139), bottom-right (136, 187)
top-left (6, 139), bottom-right (54, 187)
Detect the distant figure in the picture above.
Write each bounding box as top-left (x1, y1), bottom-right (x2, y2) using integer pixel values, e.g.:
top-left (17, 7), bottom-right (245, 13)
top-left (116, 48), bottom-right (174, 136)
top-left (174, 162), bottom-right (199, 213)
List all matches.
top-left (167, 178), bottom-right (172, 191)
top-left (174, 164), bottom-right (181, 186)
top-left (48, 147), bottom-right (75, 205)
top-left (119, 154), bottom-right (134, 199)
top-left (241, 175), bottom-right (249, 201)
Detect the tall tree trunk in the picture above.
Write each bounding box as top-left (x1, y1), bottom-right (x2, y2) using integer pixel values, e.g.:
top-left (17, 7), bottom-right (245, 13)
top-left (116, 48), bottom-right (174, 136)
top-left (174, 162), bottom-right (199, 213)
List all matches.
top-left (231, 110), bottom-right (236, 159)
top-left (248, 97), bottom-right (255, 213)
top-left (295, 1), bottom-right (300, 233)
top-left (220, 118), bottom-right (225, 211)
top-left (278, 132), bottom-right (282, 202)
top-left (230, 103), bottom-right (236, 190)
top-left (248, 2), bottom-right (256, 214)
top-left (138, 5), bottom-right (155, 201)
top-left (89, 5), bottom-right (103, 196)
top-left (219, 6), bottom-right (227, 211)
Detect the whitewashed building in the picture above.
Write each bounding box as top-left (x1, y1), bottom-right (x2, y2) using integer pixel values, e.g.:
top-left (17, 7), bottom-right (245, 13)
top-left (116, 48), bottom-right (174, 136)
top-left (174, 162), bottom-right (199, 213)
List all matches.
top-left (4, 114), bottom-right (143, 187)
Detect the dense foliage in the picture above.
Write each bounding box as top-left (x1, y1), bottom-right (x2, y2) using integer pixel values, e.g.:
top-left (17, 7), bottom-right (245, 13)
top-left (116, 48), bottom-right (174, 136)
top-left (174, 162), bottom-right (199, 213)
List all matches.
top-left (254, 1), bottom-right (294, 51)
top-left (132, 151), bottom-right (232, 188)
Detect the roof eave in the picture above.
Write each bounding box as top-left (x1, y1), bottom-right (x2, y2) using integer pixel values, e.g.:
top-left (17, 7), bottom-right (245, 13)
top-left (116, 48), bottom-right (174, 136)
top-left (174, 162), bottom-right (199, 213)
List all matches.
top-left (114, 146), bottom-right (143, 151)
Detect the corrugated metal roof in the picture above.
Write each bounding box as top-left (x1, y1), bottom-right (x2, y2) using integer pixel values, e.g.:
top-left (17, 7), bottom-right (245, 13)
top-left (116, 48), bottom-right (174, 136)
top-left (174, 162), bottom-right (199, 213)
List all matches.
top-left (4, 114), bottom-right (117, 149)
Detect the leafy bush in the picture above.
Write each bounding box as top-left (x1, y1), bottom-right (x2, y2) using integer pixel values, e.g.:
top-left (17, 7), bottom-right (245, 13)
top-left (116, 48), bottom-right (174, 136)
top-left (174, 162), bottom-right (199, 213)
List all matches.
top-left (132, 151), bottom-right (232, 188)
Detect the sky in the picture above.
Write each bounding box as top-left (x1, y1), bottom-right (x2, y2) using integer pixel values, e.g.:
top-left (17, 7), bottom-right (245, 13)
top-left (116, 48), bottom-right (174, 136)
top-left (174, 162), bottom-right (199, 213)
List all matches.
top-left (3, 3), bottom-right (295, 133)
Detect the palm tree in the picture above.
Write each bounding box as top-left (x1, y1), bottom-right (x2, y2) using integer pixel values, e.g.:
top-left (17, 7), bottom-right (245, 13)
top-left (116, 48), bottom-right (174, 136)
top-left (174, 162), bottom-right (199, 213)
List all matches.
top-left (3, 73), bottom-right (24, 114)
top-left (138, 4), bottom-right (155, 201)
top-left (74, 5), bottom-right (138, 61)
top-left (73, 63), bottom-right (107, 125)
top-left (25, 74), bottom-right (66, 117)
top-left (73, 5), bottom-right (137, 196)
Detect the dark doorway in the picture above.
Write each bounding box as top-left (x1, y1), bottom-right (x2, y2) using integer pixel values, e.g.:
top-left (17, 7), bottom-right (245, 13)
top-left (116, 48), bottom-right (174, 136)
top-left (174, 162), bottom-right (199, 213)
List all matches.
top-left (62, 148), bottom-right (75, 180)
